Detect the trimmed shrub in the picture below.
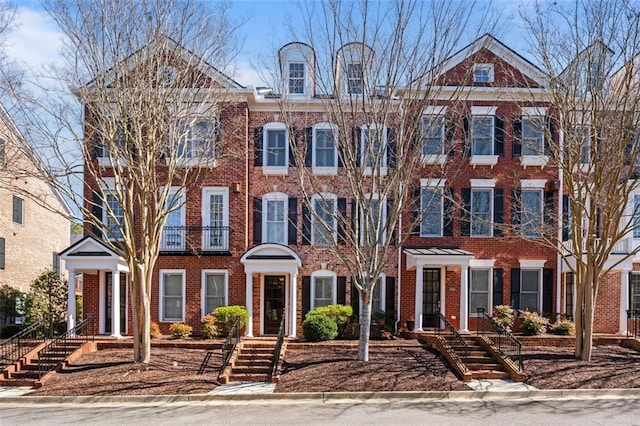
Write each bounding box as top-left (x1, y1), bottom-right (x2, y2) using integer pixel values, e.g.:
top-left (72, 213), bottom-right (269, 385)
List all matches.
top-left (201, 314), bottom-right (219, 339)
top-left (493, 305), bottom-right (515, 331)
top-left (212, 305), bottom-right (248, 335)
top-left (169, 322), bottom-right (192, 339)
top-left (150, 321), bottom-right (161, 339)
top-left (308, 304), bottom-right (353, 335)
top-left (549, 319), bottom-right (575, 336)
top-left (521, 311), bottom-right (549, 336)
top-left (302, 313), bottom-right (338, 342)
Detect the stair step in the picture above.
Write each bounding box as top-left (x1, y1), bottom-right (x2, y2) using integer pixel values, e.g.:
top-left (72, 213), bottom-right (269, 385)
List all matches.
top-left (0, 378), bottom-right (37, 387)
top-left (466, 363), bottom-right (503, 371)
top-left (10, 370), bottom-right (42, 380)
top-left (233, 359), bottom-right (272, 367)
top-left (228, 373), bottom-right (270, 382)
top-left (469, 371), bottom-right (510, 380)
top-left (240, 347), bottom-right (274, 354)
top-left (466, 356), bottom-right (497, 364)
top-left (237, 351), bottom-right (274, 359)
top-left (230, 366), bottom-right (271, 374)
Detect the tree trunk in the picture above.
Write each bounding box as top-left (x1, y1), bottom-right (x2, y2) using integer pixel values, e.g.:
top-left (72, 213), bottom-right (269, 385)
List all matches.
top-left (580, 279), bottom-right (597, 361)
top-left (358, 291), bottom-right (372, 362)
top-left (574, 278), bottom-right (584, 359)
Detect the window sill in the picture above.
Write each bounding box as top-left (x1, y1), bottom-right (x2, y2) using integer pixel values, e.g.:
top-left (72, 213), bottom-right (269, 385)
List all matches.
top-left (177, 158), bottom-right (217, 167)
top-left (98, 157), bottom-right (127, 167)
top-left (262, 166), bottom-right (289, 176)
top-left (470, 155), bottom-right (498, 168)
top-left (420, 233), bottom-right (443, 238)
top-left (422, 154), bottom-right (447, 165)
top-left (363, 166), bottom-right (388, 176)
top-left (520, 155), bottom-right (548, 169)
top-left (312, 166), bottom-right (338, 176)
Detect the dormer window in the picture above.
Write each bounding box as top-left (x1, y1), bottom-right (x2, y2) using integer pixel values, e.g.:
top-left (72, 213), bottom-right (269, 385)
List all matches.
top-left (473, 63), bottom-right (494, 83)
top-left (288, 63), bottom-right (305, 94)
top-left (347, 63), bottom-right (364, 94)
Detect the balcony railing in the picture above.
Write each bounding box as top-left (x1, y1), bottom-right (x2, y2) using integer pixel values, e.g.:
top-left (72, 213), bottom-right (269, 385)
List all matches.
top-left (160, 226), bottom-right (231, 253)
top-left (565, 237), bottom-right (630, 255)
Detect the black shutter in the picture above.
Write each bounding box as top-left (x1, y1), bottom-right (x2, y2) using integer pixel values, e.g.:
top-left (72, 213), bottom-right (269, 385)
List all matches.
top-left (493, 268), bottom-right (503, 308)
top-left (443, 188), bottom-right (454, 237)
top-left (512, 189), bottom-right (521, 232)
top-left (461, 188), bottom-right (471, 236)
top-left (386, 198), bottom-right (396, 244)
top-left (288, 197), bottom-right (298, 245)
top-left (411, 187), bottom-right (421, 235)
top-left (385, 277), bottom-right (395, 313)
top-left (595, 208), bottom-right (602, 238)
top-left (304, 127), bottom-right (313, 167)
top-left (0, 237), bottom-right (5, 269)
top-left (512, 116), bottom-right (522, 157)
top-left (562, 194), bottom-right (570, 241)
top-left (351, 279), bottom-right (360, 318)
top-left (337, 277), bottom-right (346, 305)
top-left (494, 116), bottom-right (504, 156)
top-left (254, 127), bottom-right (263, 166)
top-left (12, 196), bottom-right (22, 224)
top-left (353, 127), bottom-right (362, 166)
top-left (510, 268), bottom-right (521, 309)
top-left (302, 276), bottom-right (311, 317)
top-left (462, 116), bottom-right (470, 156)
top-left (543, 268), bottom-right (554, 315)
top-left (545, 116), bottom-right (555, 156)
top-left (253, 197), bottom-right (262, 245)
top-left (302, 204), bottom-right (312, 245)
top-left (53, 252), bottom-right (60, 278)
top-left (92, 131), bottom-right (103, 159)
top-left (544, 191), bottom-right (555, 234)
top-left (387, 128), bottom-right (396, 168)
top-left (351, 199), bottom-right (357, 235)
top-left (493, 188), bottom-right (504, 237)
top-left (337, 197), bottom-right (347, 244)
top-left (91, 192), bottom-right (103, 239)
top-left (445, 116), bottom-right (456, 156)
top-left (289, 127), bottom-right (299, 167)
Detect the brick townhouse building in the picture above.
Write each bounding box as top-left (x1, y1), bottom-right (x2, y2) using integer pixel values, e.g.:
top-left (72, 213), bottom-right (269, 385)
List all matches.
top-left (60, 33), bottom-right (637, 338)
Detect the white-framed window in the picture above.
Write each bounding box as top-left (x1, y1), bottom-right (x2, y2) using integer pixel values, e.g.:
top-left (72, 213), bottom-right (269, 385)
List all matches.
top-left (12, 195), bottom-right (23, 225)
top-left (312, 194), bottom-right (337, 246)
top-left (347, 62), bottom-right (363, 94)
top-left (360, 275), bottom-right (386, 313)
top-left (161, 188), bottom-right (186, 251)
top-left (311, 271), bottom-right (337, 309)
top-left (634, 194), bottom-right (640, 239)
top-left (421, 187), bottom-right (443, 237)
top-left (361, 124), bottom-right (387, 174)
top-left (202, 187), bottom-right (229, 251)
top-left (471, 116), bottom-right (494, 155)
top-left (422, 115), bottom-right (445, 156)
top-left (522, 117), bottom-right (544, 156)
top-left (521, 189), bottom-right (543, 238)
top-left (469, 269), bottom-right (491, 315)
top-left (262, 122), bottom-right (288, 174)
top-left (202, 270), bottom-right (228, 316)
top-left (473, 63), bottom-right (494, 83)
top-left (101, 179), bottom-right (124, 241)
top-left (288, 62), bottom-right (305, 95)
top-left (520, 269), bottom-right (542, 312)
top-left (313, 123), bottom-right (338, 174)
top-left (262, 192), bottom-right (288, 244)
top-left (178, 119), bottom-right (216, 161)
top-left (96, 122), bottom-right (128, 161)
top-left (471, 188), bottom-right (492, 237)
top-left (360, 195), bottom-right (386, 246)
top-left (160, 270), bottom-right (185, 322)
top-left (630, 273), bottom-right (640, 311)
top-left (579, 126), bottom-right (590, 164)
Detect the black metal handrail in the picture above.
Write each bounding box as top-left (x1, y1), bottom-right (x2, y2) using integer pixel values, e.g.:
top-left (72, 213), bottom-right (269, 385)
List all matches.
top-left (627, 309), bottom-right (640, 338)
top-left (160, 226), bottom-right (232, 253)
top-left (437, 312), bottom-right (468, 370)
top-left (477, 308), bottom-right (523, 371)
top-left (270, 310), bottom-right (286, 381)
top-left (38, 315), bottom-right (94, 379)
top-left (216, 318), bottom-right (240, 381)
top-left (0, 318), bottom-right (47, 369)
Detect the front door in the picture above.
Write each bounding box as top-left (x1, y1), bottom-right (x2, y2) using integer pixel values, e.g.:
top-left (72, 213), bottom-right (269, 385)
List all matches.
top-left (104, 272), bottom-right (127, 334)
top-left (264, 275), bottom-right (285, 334)
top-left (422, 268), bottom-right (441, 329)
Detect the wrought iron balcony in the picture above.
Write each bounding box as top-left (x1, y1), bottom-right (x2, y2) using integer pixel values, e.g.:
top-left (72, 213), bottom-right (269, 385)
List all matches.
top-left (160, 226), bottom-right (231, 253)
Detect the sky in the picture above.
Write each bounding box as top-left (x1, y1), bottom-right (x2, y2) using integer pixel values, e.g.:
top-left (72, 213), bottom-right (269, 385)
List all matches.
top-left (3, 0), bottom-right (533, 89)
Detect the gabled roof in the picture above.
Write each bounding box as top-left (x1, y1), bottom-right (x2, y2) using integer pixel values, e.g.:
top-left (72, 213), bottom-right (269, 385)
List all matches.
top-left (422, 33), bottom-right (547, 87)
top-left (82, 35), bottom-right (244, 91)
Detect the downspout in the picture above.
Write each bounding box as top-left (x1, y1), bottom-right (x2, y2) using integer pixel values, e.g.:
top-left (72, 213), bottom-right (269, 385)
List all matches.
top-left (556, 111), bottom-right (564, 320)
top-left (396, 204), bottom-right (402, 335)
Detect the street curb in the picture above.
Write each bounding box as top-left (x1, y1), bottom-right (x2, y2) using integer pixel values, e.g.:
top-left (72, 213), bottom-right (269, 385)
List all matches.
top-left (1, 388), bottom-right (640, 404)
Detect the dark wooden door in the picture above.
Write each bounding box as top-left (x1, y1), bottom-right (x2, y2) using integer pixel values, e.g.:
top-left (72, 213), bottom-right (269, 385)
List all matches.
top-left (264, 275), bottom-right (285, 334)
top-left (422, 268), bottom-right (441, 329)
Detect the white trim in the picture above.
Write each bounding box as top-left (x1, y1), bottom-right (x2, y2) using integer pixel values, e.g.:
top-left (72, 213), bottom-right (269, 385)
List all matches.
top-left (423, 106), bottom-right (447, 115)
top-left (468, 268), bottom-right (492, 318)
top-left (201, 270), bottom-right (229, 317)
top-left (471, 106), bottom-right (498, 116)
top-left (521, 106), bottom-right (548, 116)
top-left (469, 259), bottom-right (495, 268)
top-left (311, 193), bottom-right (338, 246)
top-left (470, 188), bottom-right (494, 237)
top-left (519, 259), bottom-right (546, 268)
top-left (262, 192), bottom-right (289, 245)
top-left (360, 123), bottom-right (388, 176)
top-left (420, 178), bottom-right (446, 188)
top-left (262, 122), bottom-right (289, 175)
top-left (201, 186), bottom-right (230, 250)
top-left (470, 179), bottom-right (496, 188)
top-left (521, 155), bottom-right (549, 168)
top-left (312, 122), bottom-right (338, 175)
top-left (310, 270), bottom-right (337, 310)
top-left (521, 179), bottom-right (547, 189)
top-left (159, 269), bottom-right (186, 322)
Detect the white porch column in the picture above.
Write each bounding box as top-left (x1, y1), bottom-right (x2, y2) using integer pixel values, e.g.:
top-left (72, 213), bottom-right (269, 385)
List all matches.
top-left (67, 271), bottom-right (76, 332)
top-left (245, 273), bottom-right (254, 337)
top-left (290, 273), bottom-right (297, 338)
top-left (459, 266), bottom-right (469, 333)
top-left (111, 270), bottom-right (121, 338)
top-left (620, 271), bottom-right (630, 334)
top-left (415, 266), bottom-right (423, 331)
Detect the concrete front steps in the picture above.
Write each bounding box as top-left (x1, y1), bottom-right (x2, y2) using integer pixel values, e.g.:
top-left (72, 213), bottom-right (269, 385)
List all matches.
top-left (221, 338), bottom-right (284, 384)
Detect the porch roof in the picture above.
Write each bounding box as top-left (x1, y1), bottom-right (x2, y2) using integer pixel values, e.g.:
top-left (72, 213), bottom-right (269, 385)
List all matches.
top-left (404, 247), bottom-right (475, 270)
top-left (60, 236), bottom-right (129, 273)
top-left (240, 243), bottom-right (302, 275)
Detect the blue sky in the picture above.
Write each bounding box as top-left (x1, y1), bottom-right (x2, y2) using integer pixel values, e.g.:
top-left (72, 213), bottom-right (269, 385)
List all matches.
top-left (5, 0), bottom-right (533, 87)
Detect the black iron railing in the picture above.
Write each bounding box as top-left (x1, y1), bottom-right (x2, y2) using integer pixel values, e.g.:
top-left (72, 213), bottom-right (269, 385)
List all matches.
top-left (270, 311), bottom-right (286, 381)
top-left (216, 318), bottom-right (240, 381)
top-left (437, 312), bottom-right (468, 370)
top-left (0, 318), bottom-right (47, 369)
top-left (38, 315), bottom-right (94, 379)
top-left (160, 226), bottom-right (232, 253)
top-left (477, 308), bottom-right (523, 372)
top-left (627, 309), bottom-right (640, 338)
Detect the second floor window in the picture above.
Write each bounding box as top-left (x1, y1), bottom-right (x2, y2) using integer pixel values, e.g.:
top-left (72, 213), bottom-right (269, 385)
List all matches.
top-left (178, 120), bottom-right (215, 159)
top-left (580, 127), bottom-right (590, 164)
top-left (522, 117), bottom-right (544, 156)
top-left (471, 117), bottom-right (494, 155)
top-left (289, 63), bottom-right (305, 94)
top-left (422, 116), bottom-right (445, 156)
top-left (265, 128), bottom-right (287, 167)
top-left (471, 189), bottom-right (492, 237)
top-left (634, 195), bottom-right (640, 239)
top-left (362, 128), bottom-right (386, 168)
top-left (264, 199), bottom-right (286, 244)
top-left (203, 188), bottom-right (229, 251)
top-left (161, 190), bottom-right (185, 250)
top-left (12, 195), bottom-right (23, 225)
top-left (105, 193), bottom-right (124, 240)
top-left (421, 188), bottom-right (443, 237)
top-left (312, 197), bottom-right (336, 246)
top-left (314, 129), bottom-right (336, 167)
top-left (521, 190), bottom-right (543, 237)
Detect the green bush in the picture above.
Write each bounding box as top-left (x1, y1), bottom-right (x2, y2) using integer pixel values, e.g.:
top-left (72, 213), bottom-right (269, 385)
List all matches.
top-left (307, 304), bottom-right (352, 336)
top-left (212, 306), bottom-right (248, 335)
top-left (150, 321), bottom-right (161, 339)
top-left (493, 305), bottom-right (515, 331)
top-left (521, 311), bottom-right (549, 336)
top-left (549, 319), bottom-right (575, 335)
top-left (169, 322), bottom-right (192, 339)
top-left (302, 313), bottom-right (338, 342)
top-left (201, 314), bottom-right (219, 339)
